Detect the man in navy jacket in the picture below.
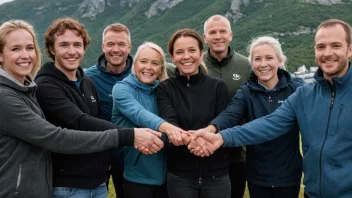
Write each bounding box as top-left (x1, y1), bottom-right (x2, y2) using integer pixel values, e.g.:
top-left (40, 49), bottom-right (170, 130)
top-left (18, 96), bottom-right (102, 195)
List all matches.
top-left (190, 19), bottom-right (352, 198)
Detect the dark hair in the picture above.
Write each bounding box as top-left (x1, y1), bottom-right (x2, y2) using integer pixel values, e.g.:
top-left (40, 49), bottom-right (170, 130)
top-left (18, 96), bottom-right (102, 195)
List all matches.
top-left (167, 29), bottom-right (208, 73)
top-left (44, 17), bottom-right (91, 60)
top-left (317, 19), bottom-right (352, 46)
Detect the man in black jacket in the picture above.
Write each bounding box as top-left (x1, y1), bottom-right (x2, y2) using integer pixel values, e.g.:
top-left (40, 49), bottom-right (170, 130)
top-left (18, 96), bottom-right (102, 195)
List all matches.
top-left (35, 17), bottom-right (163, 198)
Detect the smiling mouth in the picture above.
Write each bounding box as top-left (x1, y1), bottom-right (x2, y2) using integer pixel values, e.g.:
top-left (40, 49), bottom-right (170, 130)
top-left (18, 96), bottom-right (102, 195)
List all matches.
top-left (142, 72), bottom-right (154, 76)
top-left (17, 63), bottom-right (30, 67)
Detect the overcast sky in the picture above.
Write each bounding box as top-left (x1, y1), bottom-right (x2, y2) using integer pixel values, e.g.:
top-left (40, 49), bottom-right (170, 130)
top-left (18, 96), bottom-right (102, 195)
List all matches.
top-left (0, 0), bottom-right (14, 5)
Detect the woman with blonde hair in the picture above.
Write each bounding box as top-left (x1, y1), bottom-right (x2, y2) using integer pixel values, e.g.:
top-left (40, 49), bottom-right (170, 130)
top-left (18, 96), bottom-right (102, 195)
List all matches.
top-left (112, 41), bottom-right (185, 198)
top-left (205, 36), bottom-right (303, 198)
top-left (0, 20), bottom-right (160, 197)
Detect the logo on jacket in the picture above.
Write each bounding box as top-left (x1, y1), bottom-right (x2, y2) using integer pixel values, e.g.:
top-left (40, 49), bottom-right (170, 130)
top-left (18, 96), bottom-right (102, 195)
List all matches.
top-left (91, 96), bottom-right (96, 103)
top-left (232, 74), bottom-right (241, 80)
top-left (278, 100), bottom-right (285, 104)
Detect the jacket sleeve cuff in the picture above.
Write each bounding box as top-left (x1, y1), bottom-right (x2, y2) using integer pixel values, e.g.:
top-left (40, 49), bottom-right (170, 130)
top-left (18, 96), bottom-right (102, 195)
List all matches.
top-left (220, 129), bottom-right (234, 147)
top-left (117, 128), bottom-right (135, 146)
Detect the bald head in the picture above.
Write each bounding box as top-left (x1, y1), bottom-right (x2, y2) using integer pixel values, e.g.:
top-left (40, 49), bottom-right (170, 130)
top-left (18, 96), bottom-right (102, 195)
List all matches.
top-left (204, 15), bottom-right (231, 33)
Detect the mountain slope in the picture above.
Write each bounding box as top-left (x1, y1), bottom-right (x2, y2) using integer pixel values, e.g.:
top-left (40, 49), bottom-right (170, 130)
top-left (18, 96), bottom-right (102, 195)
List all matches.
top-left (0, 0), bottom-right (351, 71)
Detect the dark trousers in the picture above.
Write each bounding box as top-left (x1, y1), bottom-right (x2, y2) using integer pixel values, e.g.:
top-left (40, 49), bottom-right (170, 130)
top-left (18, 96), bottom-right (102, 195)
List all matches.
top-left (123, 178), bottom-right (168, 198)
top-left (167, 173), bottom-right (231, 198)
top-left (108, 148), bottom-right (125, 198)
top-left (229, 161), bottom-right (246, 198)
top-left (248, 183), bottom-right (300, 198)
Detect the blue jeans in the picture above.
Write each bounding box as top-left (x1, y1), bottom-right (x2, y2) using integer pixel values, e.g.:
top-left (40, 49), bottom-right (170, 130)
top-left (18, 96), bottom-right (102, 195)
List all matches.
top-left (52, 183), bottom-right (107, 198)
top-left (167, 173), bottom-right (231, 198)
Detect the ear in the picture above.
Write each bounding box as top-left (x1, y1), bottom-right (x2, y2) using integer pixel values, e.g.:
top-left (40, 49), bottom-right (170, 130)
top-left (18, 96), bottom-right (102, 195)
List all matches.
top-left (348, 44), bottom-right (352, 58)
top-left (203, 34), bottom-right (208, 44)
top-left (102, 43), bottom-right (105, 53)
top-left (0, 53), bottom-right (3, 63)
top-left (50, 47), bottom-right (55, 56)
top-left (171, 55), bottom-right (176, 63)
top-left (229, 31), bottom-right (233, 42)
top-left (128, 42), bottom-right (132, 53)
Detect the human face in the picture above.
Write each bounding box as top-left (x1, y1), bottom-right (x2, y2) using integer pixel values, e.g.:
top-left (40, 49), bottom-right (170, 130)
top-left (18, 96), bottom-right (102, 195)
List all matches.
top-left (134, 47), bottom-right (162, 84)
top-left (251, 44), bottom-right (282, 89)
top-left (203, 18), bottom-right (233, 58)
top-left (0, 29), bottom-right (36, 84)
top-left (50, 29), bottom-right (85, 79)
top-left (171, 36), bottom-right (203, 78)
top-left (102, 31), bottom-right (131, 72)
top-left (314, 25), bottom-right (352, 82)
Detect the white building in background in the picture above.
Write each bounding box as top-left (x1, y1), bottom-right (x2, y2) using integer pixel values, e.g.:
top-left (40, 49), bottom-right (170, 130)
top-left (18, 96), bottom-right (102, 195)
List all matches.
top-left (292, 65), bottom-right (317, 83)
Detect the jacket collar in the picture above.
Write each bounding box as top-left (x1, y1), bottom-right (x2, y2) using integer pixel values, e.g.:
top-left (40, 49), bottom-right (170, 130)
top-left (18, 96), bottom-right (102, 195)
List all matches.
top-left (204, 46), bottom-right (234, 66)
top-left (247, 68), bottom-right (291, 92)
top-left (124, 73), bottom-right (159, 95)
top-left (35, 62), bottom-right (85, 82)
top-left (314, 62), bottom-right (352, 90)
top-left (175, 67), bottom-right (204, 86)
top-left (97, 53), bottom-right (133, 76)
top-left (0, 67), bottom-right (36, 92)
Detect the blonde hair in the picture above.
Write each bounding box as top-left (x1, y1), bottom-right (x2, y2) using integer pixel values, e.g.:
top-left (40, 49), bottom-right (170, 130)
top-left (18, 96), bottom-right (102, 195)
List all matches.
top-left (247, 36), bottom-right (287, 70)
top-left (203, 15), bottom-right (231, 33)
top-left (0, 20), bottom-right (41, 77)
top-left (102, 23), bottom-right (131, 43)
top-left (132, 42), bottom-right (168, 82)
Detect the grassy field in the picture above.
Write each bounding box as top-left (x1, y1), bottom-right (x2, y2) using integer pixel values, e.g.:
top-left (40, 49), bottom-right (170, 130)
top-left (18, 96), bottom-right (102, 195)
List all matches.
top-left (108, 177), bottom-right (305, 198)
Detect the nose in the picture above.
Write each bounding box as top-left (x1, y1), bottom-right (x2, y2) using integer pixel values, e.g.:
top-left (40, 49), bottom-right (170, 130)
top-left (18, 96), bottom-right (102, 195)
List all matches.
top-left (323, 46), bottom-right (333, 56)
top-left (112, 44), bottom-right (119, 52)
top-left (67, 45), bottom-right (75, 55)
top-left (214, 32), bottom-right (221, 39)
top-left (183, 51), bottom-right (190, 59)
top-left (145, 62), bottom-right (152, 69)
top-left (20, 49), bottom-right (30, 59)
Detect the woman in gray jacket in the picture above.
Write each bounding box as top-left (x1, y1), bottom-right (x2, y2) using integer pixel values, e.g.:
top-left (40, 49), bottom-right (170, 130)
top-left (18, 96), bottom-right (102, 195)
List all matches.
top-left (0, 20), bottom-right (163, 198)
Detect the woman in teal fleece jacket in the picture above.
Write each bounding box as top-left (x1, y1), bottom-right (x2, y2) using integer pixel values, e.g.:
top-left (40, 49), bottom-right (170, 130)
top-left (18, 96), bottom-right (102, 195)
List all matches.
top-left (111, 42), bottom-right (185, 198)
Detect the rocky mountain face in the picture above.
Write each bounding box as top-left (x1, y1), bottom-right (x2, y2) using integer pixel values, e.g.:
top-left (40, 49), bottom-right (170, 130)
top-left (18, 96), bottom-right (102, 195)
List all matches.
top-left (0, 0), bottom-right (351, 71)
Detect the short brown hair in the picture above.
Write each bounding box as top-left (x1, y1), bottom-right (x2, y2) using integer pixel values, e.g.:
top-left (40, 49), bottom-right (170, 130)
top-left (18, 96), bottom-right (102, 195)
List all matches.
top-left (44, 17), bottom-right (91, 60)
top-left (167, 29), bottom-right (208, 74)
top-left (102, 23), bottom-right (131, 43)
top-left (317, 19), bottom-right (352, 46)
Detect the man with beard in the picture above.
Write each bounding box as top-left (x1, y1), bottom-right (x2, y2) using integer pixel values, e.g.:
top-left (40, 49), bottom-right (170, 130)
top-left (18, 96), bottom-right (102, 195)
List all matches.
top-left (190, 19), bottom-right (352, 198)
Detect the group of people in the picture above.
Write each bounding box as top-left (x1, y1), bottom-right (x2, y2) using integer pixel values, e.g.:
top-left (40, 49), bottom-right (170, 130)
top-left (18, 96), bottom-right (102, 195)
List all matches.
top-left (0, 12), bottom-right (350, 198)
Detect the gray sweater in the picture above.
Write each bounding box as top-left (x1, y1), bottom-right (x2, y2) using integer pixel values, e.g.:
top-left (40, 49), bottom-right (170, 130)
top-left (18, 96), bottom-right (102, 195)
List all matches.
top-left (0, 68), bottom-right (133, 198)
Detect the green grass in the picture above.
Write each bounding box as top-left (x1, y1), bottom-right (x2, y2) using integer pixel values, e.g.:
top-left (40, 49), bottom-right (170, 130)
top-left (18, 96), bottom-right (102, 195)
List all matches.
top-left (107, 177), bottom-right (305, 198)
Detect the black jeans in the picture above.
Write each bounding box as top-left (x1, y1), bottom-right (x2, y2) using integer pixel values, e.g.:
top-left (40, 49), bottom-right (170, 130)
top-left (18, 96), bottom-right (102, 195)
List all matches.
top-left (123, 178), bottom-right (168, 198)
top-left (229, 161), bottom-right (246, 198)
top-left (108, 148), bottom-right (125, 198)
top-left (167, 173), bottom-right (231, 198)
top-left (248, 183), bottom-right (300, 198)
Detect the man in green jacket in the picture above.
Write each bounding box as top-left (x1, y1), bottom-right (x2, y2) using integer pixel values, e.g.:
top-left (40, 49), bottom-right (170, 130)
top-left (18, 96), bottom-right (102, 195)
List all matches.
top-left (203, 14), bottom-right (251, 198)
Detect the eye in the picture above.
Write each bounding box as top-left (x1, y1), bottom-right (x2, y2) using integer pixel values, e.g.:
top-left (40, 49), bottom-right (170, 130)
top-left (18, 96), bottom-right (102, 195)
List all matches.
top-left (75, 43), bottom-right (83, 47)
top-left (175, 51), bottom-right (183, 55)
top-left (220, 30), bottom-right (226, 34)
top-left (316, 45), bottom-right (325, 50)
top-left (118, 42), bottom-right (126, 47)
top-left (152, 61), bottom-right (160, 66)
top-left (11, 47), bottom-right (20, 52)
top-left (332, 44), bottom-right (341, 48)
top-left (28, 46), bottom-right (35, 51)
top-left (140, 60), bottom-right (147, 64)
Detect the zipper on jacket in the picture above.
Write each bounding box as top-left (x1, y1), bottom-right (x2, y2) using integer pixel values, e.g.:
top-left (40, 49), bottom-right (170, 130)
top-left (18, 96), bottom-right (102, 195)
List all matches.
top-left (15, 164), bottom-right (22, 193)
top-left (268, 95), bottom-right (272, 103)
top-left (336, 104), bottom-right (343, 135)
top-left (319, 89), bottom-right (335, 197)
